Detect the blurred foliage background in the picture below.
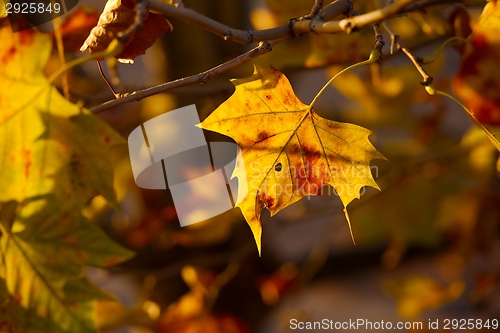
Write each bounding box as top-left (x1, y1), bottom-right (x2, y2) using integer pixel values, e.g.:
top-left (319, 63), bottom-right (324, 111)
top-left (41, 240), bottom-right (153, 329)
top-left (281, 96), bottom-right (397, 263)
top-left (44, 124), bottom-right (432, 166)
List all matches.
top-left (37, 0), bottom-right (500, 332)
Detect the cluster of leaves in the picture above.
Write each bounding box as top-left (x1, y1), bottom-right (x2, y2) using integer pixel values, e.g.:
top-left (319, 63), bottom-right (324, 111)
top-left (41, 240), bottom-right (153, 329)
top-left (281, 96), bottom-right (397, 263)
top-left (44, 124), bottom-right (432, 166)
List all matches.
top-left (1, 0), bottom-right (500, 332)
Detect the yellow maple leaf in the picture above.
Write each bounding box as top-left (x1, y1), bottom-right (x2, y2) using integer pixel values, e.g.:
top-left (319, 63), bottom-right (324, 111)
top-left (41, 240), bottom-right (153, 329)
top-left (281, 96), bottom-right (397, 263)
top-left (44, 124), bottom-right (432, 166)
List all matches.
top-left (200, 65), bottom-right (385, 255)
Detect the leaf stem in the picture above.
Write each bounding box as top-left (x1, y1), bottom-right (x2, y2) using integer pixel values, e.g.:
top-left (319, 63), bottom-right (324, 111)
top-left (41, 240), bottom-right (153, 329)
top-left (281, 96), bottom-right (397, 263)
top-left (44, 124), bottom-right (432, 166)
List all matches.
top-left (422, 36), bottom-right (469, 64)
top-left (90, 40), bottom-right (280, 114)
top-left (46, 39), bottom-right (124, 84)
top-left (309, 49), bottom-right (381, 109)
top-left (383, 21), bottom-right (433, 85)
top-left (425, 84), bottom-right (500, 151)
top-left (97, 61), bottom-right (120, 99)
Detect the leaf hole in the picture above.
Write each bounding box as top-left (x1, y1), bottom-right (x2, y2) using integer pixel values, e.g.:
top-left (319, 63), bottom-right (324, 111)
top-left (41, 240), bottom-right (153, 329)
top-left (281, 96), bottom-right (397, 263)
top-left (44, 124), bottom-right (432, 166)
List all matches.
top-left (275, 163), bottom-right (282, 172)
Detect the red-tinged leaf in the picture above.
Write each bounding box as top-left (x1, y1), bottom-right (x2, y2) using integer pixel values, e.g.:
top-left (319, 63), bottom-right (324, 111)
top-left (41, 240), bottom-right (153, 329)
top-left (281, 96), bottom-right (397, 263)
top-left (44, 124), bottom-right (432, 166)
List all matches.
top-left (158, 266), bottom-right (251, 333)
top-left (453, 0), bottom-right (500, 126)
top-left (52, 6), bottom-right (100, 53)
top-left (118, 10), bottom-right (172, 62)
top-left (81, 0), bottom-right (172, 64)
top-left (158, 299), bottom-right (251, 333)
top-left (259, 264), bottom-right (297, 306)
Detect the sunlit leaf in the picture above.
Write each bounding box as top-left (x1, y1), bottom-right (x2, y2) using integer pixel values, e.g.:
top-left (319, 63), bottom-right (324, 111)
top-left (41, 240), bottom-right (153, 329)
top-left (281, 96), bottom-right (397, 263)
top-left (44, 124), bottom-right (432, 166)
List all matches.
top-left (200, 65), bottom-right (384, 254)
top-left (0, 26), bottom-right (133, 333)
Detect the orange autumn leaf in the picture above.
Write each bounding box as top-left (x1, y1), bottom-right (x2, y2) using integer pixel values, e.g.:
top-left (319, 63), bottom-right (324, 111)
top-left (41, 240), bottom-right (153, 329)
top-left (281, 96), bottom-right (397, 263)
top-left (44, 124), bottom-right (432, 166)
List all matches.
top-left (52, 6), bottom-right (100, 53)
top-left (259, 263), bottom-right (298, 306)
top-left (158, 293), bottom-right (250, 333)
top-left (81, 0), bottom-right (172, 63)
top-left (453, 0), bottom-right (500, 126)
top-left (200, 65), bottom-right (385, 255)
top-left (158, 266), bottom-right (250, 333)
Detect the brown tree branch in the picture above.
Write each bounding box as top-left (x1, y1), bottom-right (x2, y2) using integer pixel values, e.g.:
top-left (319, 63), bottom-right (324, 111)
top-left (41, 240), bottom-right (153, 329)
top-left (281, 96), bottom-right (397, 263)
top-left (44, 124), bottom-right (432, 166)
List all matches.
top-left (319, 0), bottom-right (354, 21)
top-left (90, 40), bottom-right (282, 114)
top-left (91, 0), bottom-right (455, 114)
top-left (146, 0), bottom-right (289, 43)
top-left (147, 0), bottom-right (463, 39)
top-left (296, 0), bottom-right (416, 34)
top-left (309, 0), bottom-right (324, 18)
top-left (382, 21), bottom-right (433, 85)
top-left (147, 0), bottom-right (423, 40)
top-left (372, 22), bottom-right (385, 53)
top-left (146, 0), bottom-right (352, 43)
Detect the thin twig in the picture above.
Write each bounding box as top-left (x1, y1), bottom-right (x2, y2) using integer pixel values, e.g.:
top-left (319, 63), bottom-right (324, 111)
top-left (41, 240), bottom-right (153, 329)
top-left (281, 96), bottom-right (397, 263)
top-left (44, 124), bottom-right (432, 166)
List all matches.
top-left (302, 0), bottom-right (325, 34)
top-left (318, 0), bottom-right (352, 21)
top-left (147, 0), bottom-right (289, 43)
top-left (382, 21), bottom-right (433, 85)
top-left (372, 22), bottom-right (385, 53)
top-left (97, 61), bottom-right (120, 99)
top-left (305, 0), bottom-right (414, 34)
top-left (345, 0), bottom-right (359, 17)
top-left (90, 40), bottom-right (281, 114)
top-left (309, 0), bottom-right (324, 17)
